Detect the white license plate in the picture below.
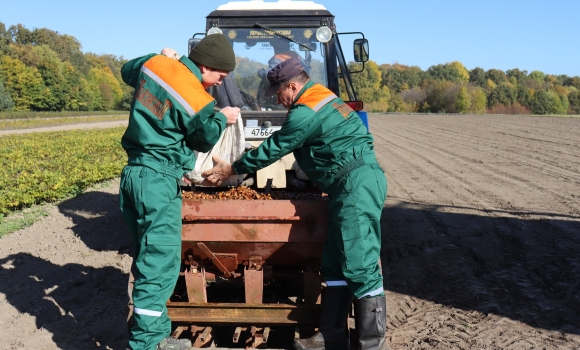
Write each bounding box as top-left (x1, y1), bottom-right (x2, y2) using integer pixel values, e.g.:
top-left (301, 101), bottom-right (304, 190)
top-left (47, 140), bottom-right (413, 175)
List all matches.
top-left (244, 126), bottom-right (281, 138)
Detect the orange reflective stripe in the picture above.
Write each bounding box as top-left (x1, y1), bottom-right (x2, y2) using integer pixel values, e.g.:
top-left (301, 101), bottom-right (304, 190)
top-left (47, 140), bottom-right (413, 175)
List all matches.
top-left (296, 84), bottom-right (337, 112)
top-left (143, 56), bottom-right (213, 116)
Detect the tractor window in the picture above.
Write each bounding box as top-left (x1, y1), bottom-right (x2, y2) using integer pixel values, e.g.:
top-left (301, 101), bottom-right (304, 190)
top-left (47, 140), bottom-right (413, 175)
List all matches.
top-left (207, 28), bottom-right (328, 112)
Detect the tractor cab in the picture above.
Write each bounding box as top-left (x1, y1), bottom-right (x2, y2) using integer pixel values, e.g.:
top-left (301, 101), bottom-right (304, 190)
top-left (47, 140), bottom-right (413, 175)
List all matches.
top-left (189, 0), bottom-right (370, 140)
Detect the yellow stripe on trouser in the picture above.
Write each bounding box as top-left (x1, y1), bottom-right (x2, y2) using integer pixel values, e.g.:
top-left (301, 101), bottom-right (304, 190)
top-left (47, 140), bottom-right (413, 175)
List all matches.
top-left (119, 165), bottom-right (183, 350)
top-left (321, 162), bottom-right (387, 299)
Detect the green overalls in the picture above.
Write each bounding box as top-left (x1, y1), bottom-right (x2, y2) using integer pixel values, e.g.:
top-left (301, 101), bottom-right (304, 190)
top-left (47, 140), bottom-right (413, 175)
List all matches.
top-left (233, 81), bottom-right (387, 298)
top-left (119, 54), bottom-right (227, 350)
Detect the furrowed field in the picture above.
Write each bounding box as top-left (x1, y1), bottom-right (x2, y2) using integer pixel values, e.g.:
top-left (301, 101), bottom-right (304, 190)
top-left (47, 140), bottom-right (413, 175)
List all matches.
top-left (0, 114), bottom-right (579, 349)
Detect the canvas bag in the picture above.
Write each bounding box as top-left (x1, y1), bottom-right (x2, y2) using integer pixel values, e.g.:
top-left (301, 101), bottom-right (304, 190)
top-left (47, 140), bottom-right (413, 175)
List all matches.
top-left (184, 114), bottom-right (246, 186)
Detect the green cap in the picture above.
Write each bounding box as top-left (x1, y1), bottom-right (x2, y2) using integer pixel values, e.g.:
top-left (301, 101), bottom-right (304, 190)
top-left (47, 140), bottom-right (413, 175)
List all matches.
top-left (188, 33), bottom-right (236, 72)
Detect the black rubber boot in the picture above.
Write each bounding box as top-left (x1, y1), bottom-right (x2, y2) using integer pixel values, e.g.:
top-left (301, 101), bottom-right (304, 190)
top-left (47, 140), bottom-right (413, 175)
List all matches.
top-left (294, 287), bottom-right (353, 350)
top-left (354, 296), bottom-right (388, 350)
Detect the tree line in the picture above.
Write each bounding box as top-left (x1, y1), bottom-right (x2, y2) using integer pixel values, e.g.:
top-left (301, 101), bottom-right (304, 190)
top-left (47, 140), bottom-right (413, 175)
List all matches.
top-left (1, 23), bottom-right (579, 115)
top-left (0, 23), bottom-right (132, 112)
top-left (347, 61), bottom-right (580, 115)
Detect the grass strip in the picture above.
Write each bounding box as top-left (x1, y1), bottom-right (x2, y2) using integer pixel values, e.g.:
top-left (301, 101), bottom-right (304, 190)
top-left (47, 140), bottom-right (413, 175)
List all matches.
top-left (0, 205), bottom-right (49, 238)
top-left (0, 178), bottom-right (123, 238)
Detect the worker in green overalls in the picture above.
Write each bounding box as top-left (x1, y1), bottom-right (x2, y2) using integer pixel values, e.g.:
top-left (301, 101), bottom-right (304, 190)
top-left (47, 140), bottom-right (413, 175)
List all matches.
top-left (203, 58), bottom-right (389, 350)
top-left (119, 34), bottom-right (240, 350)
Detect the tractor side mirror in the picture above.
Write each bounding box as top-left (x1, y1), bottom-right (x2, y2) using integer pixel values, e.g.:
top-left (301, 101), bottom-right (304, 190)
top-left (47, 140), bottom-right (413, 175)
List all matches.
top-left (299, 42), bottom-right (317, 51)
top-left (188, 33), bottom-right (206, 55)
top-left (353, 38), bottom-right (369, 63)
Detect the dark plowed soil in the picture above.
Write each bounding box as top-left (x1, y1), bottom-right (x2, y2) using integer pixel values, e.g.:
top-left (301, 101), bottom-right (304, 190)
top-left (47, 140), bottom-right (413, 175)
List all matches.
top-left (1, 114), bottom-right (579, 349)
top-left (373, 114), bottom-right (580, 349)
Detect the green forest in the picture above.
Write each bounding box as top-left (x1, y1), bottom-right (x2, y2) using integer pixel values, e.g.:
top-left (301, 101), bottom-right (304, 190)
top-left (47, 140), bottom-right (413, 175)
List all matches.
top-left (352, 61), bottom-right (580, 115)
top-left (1, 23), bottom-right (579, 115)
top-left (0, 23), bottom-right (133, 112)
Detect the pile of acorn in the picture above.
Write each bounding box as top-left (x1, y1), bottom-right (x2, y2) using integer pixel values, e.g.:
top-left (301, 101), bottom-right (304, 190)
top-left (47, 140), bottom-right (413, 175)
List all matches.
top-left (182, 186), bottom-right (328, 201)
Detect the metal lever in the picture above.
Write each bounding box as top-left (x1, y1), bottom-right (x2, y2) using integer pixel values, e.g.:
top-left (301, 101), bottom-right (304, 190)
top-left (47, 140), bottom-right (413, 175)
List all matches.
top-left (197, 243), bottom-right (232, 278)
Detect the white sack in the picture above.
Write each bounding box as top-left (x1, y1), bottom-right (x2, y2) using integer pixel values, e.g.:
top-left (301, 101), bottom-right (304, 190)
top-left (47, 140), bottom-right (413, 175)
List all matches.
top-left (185, 114), bottom-right (246, 186)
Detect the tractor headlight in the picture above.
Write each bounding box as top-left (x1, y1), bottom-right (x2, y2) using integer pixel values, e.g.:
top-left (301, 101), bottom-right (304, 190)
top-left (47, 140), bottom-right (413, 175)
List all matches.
top-left (316, 26), bottom-right (332, 43)
top-left (207, 27), bottom-right (223, 35)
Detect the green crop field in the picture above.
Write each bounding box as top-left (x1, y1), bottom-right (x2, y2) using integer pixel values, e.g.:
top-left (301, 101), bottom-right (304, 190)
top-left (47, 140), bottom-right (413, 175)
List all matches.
top-left (0, 127), bottom-right (126, 216)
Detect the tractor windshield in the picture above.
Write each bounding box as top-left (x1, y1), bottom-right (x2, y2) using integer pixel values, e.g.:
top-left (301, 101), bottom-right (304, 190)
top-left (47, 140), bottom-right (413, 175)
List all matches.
top-left (203, 28), bottom-right (329, 112)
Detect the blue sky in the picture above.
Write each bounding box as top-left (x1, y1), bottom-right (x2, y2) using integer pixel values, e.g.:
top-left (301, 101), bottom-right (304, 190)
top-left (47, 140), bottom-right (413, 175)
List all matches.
top-left (2, 0), bottom-right (579, 77)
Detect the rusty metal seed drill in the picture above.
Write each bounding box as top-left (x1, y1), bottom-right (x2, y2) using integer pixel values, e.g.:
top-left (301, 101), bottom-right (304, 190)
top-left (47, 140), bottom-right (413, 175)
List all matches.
top-left (167, 186), bottom-right (329, 347)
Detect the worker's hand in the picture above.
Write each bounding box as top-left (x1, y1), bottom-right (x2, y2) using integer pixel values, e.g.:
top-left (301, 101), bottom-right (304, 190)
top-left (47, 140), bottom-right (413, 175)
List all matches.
top-left (202, 155), bottom-right (235, 186)
top-left (160, 48), bottom-right (179, 60)
top-left (182, 176), bottom-right (214, 187)
top-left (220, 106), bottom-right (241, 125)
top-left (200, 178), bottom-right (215, 187)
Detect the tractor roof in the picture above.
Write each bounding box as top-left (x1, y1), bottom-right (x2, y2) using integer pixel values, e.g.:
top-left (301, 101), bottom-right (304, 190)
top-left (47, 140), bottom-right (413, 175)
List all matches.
top-left (216, 0), bottom-right (327, 11)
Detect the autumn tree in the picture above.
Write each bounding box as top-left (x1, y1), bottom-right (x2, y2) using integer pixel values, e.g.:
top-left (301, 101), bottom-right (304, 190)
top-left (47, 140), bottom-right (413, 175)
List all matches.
top-left (564, 76), bottom-right (580, 90)
top-left (422, 80), bottom-right (457, 113)
top-left (381, 64), bottom-right (423, 93)
top-left (85, 52), bottom-right (133, 109)
top-left (8, 24), bottom-right (33, 45)
top-left (346, 60), bottom-right (391, 111)
top-left (85, 52), bottom-right (125, 79)
top-left (468, 86), bottom-right (487, 114)
top-left (381, 67), bottom-right (405, 93)
top-left (0, 55), bottom-right (44, 110)
top-left (469, 67), bottom-right (486, 87)
top-left (426, 61), bottom-right (469, 83)
top-left (544, 75), bottom-right (560, 88)
top-left (8, 43), bottom-right (42, 66)
top-left (9, 24), bottom-right (88, 74)
top-left (400, 86), bottom-right (426, 112)
top-left (506, 68), bottom-right (528, 85)
top-left (487, 83), bottom-right (517, 107)
top-left (62, 62), bottom-right (93, 111)
top-left (0, 22), bottom-right (10, 56)
top-left (8, 43), bottom-right (74, 111)
top-left (531, 90), bottom-right (567, 115)
top-left (0, 22), bottom-right (132, 111)
top-left (531, 90), bottom-right (550, 114)
top-left (516, 85), bottom-right (532, 107)
top-left (31, 45), bottom-right (69, 110)
top-left (485, 79), bottom-right (496, 92)
top-left (455, 85), bottom-right (470, 113)
top-left (86, 66), bottom-right (123, 110)
top-left (557, 89), bottom-right (569, 114)
top-left (529, 70), bottom-right (546, 84)
top-left (449, 62), bottom-right (470, 82)
top-left (485, 69), bottom-right (507, 85)
top-left (0, 81), bottom-right (14, 111)
top-left (568, 90), bottom-right (580, 114)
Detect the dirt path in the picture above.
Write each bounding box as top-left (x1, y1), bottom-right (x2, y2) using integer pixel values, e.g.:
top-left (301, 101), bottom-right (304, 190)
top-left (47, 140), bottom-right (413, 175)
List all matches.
top-left (0, 179), bottom-right (132, 350)
top-left (0, 120), bottom-right (128, 136)
top-left (1, 114), bottom-right (579, 349)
